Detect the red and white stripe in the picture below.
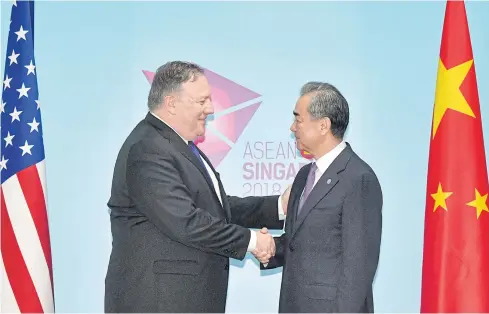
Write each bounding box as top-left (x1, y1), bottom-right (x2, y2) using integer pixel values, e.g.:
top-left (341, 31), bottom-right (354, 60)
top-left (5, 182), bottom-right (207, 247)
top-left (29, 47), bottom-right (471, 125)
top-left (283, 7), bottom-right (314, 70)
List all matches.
top-left (1, 160), bottom-right (54, 312)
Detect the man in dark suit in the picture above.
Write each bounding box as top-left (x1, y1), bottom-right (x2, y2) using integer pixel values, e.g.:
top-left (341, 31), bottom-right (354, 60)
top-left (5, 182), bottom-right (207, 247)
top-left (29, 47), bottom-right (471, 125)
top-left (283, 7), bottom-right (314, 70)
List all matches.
top-left (258, 82), bottom-right (383, 313)
top-left (105, 61), bottom-right (288, 312)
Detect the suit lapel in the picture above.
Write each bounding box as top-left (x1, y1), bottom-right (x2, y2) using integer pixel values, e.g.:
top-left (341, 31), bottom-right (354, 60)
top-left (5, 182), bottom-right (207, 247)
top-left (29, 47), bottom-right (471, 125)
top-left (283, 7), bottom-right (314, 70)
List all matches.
top-left (197, 147), bottom-right (232, 220)
top-left (145, 113), bottom-right (226, 213)
top-left (291, 145), bottom-right (354, 239)
top-left (286, 165), bottom-right (309, 232)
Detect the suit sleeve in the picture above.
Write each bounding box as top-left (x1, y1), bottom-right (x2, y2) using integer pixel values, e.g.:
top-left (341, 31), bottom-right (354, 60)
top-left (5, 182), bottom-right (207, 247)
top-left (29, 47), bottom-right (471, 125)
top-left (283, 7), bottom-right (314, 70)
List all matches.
top-left (227, 195), bottom-right (284, 230)
top-left (126, 143), bottom-right (251, 260)
top-left (259, 234), bottom-right (286, 270)
top-left (337, 172), bottom-right (383, 312)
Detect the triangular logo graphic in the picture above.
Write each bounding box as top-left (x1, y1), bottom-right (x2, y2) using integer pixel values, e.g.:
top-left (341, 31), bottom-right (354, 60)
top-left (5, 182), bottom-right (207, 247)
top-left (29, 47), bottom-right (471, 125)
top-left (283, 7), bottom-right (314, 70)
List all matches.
top-left (142, 67), bottom-right (262, 166)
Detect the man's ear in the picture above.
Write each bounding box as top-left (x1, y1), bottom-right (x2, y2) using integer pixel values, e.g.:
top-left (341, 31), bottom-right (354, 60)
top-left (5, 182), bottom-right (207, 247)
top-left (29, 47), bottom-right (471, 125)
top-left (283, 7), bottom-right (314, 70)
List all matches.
top-left (164, 95), bottom-right (177, 115)
top-left (320, 117), bottom-right (331, 135)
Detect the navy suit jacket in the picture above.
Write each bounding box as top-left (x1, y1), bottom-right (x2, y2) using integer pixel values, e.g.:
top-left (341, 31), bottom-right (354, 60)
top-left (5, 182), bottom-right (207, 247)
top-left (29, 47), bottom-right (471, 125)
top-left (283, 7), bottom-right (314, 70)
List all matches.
top-left (263, 144), bottom-right (382, 313)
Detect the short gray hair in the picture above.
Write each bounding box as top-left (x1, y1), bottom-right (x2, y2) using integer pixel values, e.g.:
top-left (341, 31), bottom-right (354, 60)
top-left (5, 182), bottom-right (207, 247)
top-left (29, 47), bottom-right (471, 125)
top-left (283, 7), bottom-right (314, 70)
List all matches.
top-left (147, 61), bottom-right (205, 110)
top-left (300, 81), bottom-right (349, 139)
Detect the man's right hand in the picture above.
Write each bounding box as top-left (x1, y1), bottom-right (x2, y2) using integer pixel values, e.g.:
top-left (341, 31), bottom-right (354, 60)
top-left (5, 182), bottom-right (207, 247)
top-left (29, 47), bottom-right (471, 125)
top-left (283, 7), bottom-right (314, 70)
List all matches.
top-left (252, 227), bottom-right (275, 264)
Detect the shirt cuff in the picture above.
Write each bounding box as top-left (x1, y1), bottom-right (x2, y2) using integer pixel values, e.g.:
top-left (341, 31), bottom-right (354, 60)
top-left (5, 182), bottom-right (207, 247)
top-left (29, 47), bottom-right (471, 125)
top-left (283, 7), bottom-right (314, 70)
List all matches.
top-left (278, 194), bottom-right (286, 220)
top-left (247, 230), bottom-right (257, 252)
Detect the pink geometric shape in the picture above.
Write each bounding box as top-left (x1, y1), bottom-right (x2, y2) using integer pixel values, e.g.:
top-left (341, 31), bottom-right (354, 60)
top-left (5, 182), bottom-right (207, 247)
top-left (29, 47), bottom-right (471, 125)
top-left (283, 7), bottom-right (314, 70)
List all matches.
top-left (203, 68), bottom-right (261, 109)
top-left (194, 130), bottom-right (231, 167)
top-left (214, 102), bottom-right (261, 143)
top-left (141, 67), bottom-right (261, 167)
top-left (209, 86), bottom-right (233, 113)
top-left (141, 69), bottom-right (260, 110)
top-left (143, 70), bottom-right (154, 83)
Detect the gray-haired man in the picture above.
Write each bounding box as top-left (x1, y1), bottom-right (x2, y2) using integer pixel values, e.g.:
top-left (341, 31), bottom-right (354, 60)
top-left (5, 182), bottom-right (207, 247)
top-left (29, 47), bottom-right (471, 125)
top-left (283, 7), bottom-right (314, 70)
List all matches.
top-left (258, 82), bottom-right (383, 313)
top-left (105, 61), bottom-right (289, 312)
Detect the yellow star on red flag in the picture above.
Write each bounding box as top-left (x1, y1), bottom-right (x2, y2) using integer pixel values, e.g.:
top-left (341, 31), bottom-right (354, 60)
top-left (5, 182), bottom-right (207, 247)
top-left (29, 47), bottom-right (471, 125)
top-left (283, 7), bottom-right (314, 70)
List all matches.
top-left (467, 188), bottom-right (489, 218)
top-left (432, 58), bottom-right (475, 139)
top-left (431, 182), bottom-right (452, 212)
top-left (421, 1), bottom-right (489, 312)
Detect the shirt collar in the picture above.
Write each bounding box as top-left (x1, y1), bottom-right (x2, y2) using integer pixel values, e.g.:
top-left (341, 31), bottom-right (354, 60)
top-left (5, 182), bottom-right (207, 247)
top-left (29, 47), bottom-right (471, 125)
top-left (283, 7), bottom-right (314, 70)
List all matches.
top-left (314, 141), bottom-right (347, 173)
top-left (150, 111), bottom-right (189, 144)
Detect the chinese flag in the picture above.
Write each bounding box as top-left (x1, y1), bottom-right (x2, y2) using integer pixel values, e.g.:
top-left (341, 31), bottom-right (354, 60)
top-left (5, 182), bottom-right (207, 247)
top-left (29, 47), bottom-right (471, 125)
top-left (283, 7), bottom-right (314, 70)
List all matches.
top-left (421, 0), bottom-right (489, 312)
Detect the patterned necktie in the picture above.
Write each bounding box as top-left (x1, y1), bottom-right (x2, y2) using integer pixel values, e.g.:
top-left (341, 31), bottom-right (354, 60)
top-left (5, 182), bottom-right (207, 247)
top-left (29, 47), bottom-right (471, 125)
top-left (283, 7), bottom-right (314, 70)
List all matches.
top-left (188, 141), bottom-right (212, 182)
top-left (297, 162), bottom-right (317, 216)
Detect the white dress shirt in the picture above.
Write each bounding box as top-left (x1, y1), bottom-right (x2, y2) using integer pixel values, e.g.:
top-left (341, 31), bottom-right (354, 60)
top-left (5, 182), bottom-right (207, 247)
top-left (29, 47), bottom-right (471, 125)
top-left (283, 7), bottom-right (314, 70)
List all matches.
top-left (150, 112), bottom-right (285, 252)
top-left (309, 141), bottom-right (347, 189)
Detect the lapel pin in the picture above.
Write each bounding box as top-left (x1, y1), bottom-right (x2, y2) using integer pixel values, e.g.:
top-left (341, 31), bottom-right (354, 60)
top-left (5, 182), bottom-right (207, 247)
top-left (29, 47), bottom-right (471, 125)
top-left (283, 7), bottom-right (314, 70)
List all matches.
top-left (327, 178), bottom-right (332, 184)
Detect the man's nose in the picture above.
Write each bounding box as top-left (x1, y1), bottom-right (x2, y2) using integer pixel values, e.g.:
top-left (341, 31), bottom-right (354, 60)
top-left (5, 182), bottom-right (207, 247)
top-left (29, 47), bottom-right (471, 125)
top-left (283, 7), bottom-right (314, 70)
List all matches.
top-left (205, 102), bottom-right (214, 114)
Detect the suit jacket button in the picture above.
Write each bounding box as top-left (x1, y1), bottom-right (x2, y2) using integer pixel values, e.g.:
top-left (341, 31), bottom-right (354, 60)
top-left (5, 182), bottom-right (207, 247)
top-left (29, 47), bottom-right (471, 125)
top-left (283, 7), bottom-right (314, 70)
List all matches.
top-left (289, 245), bottom-right (295, 251)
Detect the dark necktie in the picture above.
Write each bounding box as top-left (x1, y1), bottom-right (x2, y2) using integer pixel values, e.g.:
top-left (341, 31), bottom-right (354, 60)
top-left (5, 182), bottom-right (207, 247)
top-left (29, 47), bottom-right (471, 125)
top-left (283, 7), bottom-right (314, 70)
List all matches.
top-left (188, 141), bottom-right (212, 182)
top-left (297, 162), bottom-right (317, 216)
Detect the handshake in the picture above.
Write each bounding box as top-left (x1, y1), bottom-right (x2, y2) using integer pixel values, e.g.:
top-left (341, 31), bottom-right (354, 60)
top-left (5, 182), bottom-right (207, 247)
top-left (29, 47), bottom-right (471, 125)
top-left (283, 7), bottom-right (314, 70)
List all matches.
top-left (251, 227), bottom-right (275, 264)
top-left (250, 185), bottom-right (290, 264)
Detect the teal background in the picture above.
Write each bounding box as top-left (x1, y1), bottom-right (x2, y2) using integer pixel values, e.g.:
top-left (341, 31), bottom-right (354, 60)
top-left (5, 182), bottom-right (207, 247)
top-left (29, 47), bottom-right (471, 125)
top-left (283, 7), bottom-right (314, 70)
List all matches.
top-left (2, 1), bottom-right (489, 312)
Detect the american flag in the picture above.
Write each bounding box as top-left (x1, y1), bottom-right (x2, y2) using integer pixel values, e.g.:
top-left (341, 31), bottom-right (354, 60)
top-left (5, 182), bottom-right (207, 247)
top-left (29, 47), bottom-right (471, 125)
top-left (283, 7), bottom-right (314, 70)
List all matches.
top-left (1, 0), bottom-right (54, 312)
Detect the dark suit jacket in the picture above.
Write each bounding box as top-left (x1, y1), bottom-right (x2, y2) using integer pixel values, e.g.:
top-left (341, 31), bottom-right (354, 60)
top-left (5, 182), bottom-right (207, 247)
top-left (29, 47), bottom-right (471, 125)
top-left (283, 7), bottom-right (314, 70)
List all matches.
top-left (263, 143), bottom-right (382, 313)
top-left (105, 113), bottom-right (284, 312)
